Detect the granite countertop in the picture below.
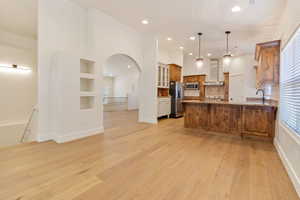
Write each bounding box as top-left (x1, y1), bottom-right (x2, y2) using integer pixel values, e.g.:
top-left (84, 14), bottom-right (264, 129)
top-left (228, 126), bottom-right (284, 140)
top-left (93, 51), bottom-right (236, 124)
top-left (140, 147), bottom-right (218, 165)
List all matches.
top-left (182, 99), bottom-right (278, 107)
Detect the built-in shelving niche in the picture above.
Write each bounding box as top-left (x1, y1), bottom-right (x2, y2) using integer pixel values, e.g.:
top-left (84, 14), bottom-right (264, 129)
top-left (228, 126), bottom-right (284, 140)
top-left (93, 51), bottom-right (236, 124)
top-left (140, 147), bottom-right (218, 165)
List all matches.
top-left (80, 59), bottom-right (95, 74)
top-left (80, 96), bottom-right (95, 110)
top-left (80, 58), bottom-right (96, 110)
top-left (80, 78), bottom-right (94, 92)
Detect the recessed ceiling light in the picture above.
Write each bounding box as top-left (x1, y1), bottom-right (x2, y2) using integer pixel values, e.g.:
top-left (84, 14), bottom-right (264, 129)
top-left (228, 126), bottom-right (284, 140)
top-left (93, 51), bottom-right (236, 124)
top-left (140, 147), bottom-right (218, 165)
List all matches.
top-left (167, 37), bottom-right (172, 41)
top-left (189, 53), bottom-right (193, 56)
top-left (179, 46), bottom-right (184, 50)
top-left (190, 36), bottom-right (196, 40)
top-left (232, 6), bottom-right (241, 12)
top-left (141, 19), bottom-right (149, 24)
top-left (207, 53), bottom-right (212, 57)
top-left (128, 65), bottom-right (131, 69)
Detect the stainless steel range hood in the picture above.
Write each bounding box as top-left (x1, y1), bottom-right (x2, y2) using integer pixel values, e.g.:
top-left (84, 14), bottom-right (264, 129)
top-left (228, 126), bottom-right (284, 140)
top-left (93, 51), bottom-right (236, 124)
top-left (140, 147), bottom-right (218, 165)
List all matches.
top-left (204, 81), bottom-right (224, 86)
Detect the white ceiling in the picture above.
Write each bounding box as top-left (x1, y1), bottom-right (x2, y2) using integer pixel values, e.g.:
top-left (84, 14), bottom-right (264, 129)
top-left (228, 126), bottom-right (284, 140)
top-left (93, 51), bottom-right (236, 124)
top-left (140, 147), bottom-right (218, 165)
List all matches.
top-left (75, 0), bottom-right (286, 57)
top-left (103, 54), bottom-right (140, 77)
top-left (0, 0), bottom-right (285, 56)
top-left (0, 0), bottom-right (37, 38)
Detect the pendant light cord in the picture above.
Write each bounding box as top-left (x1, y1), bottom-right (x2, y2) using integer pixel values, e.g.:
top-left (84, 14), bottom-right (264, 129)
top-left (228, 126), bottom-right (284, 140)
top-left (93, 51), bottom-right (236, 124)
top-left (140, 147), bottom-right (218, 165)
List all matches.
top-left (225, 31), bottom-right (231, 55)
top-left (226, 34), bottom-right (229, 54)
top-left (198, 33), bottom-right (202, 58)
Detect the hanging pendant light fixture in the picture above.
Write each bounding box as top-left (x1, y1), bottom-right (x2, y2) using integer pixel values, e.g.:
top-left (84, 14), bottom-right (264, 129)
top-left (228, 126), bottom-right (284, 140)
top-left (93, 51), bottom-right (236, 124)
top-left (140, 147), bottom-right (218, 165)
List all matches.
top-left (223, 31), bottom-right (232, 65)
top-left (196, 32), bottom-right (204, 68)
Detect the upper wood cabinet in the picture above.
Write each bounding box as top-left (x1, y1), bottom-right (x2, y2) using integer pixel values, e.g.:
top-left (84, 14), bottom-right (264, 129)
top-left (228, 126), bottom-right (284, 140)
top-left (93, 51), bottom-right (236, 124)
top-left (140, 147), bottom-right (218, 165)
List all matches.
top-left (183, 75), bottom-right (206, 100)
top-left (255, 40), bottom-right (280, 88)
top-left (169, 64), bottom-right (182, 82)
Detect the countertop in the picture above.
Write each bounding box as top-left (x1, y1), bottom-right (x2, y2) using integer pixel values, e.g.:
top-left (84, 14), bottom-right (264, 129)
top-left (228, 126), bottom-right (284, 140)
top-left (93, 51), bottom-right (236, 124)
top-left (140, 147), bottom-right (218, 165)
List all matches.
top-left (182, 99), bottom-right (278, 107)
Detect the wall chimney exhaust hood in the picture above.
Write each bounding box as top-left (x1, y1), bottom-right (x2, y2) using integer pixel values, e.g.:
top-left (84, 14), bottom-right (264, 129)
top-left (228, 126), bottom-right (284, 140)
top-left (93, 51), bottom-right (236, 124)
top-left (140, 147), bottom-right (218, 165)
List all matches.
top-left (204, 59), bottom-right (224, 86)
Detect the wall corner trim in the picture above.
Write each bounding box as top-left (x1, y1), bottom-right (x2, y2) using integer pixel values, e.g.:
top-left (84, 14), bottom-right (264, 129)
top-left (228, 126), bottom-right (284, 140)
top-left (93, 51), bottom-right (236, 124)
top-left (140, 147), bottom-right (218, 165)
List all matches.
top-left (274, 138), bottom-right (300, 197)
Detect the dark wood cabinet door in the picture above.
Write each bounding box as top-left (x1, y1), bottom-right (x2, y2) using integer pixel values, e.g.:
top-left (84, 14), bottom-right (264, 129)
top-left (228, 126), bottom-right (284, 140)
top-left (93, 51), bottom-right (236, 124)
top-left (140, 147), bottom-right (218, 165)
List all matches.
top-left (169, 64), bottom-right (182, 82)
top-left (209, 104), bottom-right (230, 133)
top-left (209, 104), bottom-right (241, 135)
top-left (184, 104), bottom-right (208, 129)
top-left (255, 41), bottom-right (280, 88)
top-left (242, 106), bottom-right (275, 137)
top-left (228, 105), bottom-right (242, 135)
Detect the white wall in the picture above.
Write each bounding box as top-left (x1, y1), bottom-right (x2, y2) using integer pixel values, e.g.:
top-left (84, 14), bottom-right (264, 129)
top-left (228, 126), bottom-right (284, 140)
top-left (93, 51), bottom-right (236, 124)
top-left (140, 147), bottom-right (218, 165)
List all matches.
top-left (103, 76), bottom-right (114, 97)
top-left (113, 73), bottom-right (139, 110)
top-left (139, 35), bottom-right (158, 123)
top-left (114, 75), bottom-right (138, 97)
top-left (158, 46), bottom-right (183, 66)
top-left (38, 0), bottom-right (89, 142)
top-left (158, 48), bottom-right (170, 64)
top-left (88, 9), bottom-right (157, 122)
top-left (228, 54), bottom-right (258, 101)
top-left (183, 53), bottom-right (224, 81)
top-left (275, 0), bottom-right (300, 47)
top-left (115, 73), bottom-right (139, 110)
top-left (183, 53), bottom-right (210, 76)
top-left (0, 29), bottom-right (37, 147)
top-left (38, 0), bottom-right (158, 142)
top-left (274, 0), bottom-right (300, 196)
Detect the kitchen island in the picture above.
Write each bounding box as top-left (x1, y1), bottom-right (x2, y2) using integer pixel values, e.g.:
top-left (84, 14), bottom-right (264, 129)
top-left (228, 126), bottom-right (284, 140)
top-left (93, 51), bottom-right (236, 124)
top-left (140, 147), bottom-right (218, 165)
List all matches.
top-left (182, 100), bottom-right (277, 140)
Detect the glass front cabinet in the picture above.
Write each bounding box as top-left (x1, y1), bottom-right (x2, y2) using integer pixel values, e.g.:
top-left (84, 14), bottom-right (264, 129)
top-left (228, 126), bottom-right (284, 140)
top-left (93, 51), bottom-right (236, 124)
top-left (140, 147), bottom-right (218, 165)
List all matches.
top-left (157, 63), bottom-right (170, 88)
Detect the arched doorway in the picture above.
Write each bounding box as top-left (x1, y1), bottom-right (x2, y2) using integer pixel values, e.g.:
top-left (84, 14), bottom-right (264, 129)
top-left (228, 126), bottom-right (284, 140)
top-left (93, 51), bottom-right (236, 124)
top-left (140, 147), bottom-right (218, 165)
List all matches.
top-left (102, 54), bottom-right (141, 129)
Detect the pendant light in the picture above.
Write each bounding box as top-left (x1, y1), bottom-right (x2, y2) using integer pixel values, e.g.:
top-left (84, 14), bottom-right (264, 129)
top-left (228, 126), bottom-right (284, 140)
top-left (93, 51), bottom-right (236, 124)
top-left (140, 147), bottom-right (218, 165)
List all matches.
top-left (196, 33), bottom-right (204, 68)
top-left (223, 31), bottom-right (232, 65)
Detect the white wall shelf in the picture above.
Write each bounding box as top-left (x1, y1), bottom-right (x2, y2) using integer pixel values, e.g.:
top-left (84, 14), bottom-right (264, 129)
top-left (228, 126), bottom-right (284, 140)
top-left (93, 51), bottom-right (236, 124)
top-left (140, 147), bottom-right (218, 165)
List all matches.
top-left (80, 73), bottom-right (96, 79)
top-left (80, 58), bottom-right (95, 74)
top-left (80, 96), bottom-right (95, 110)
top-left (80, 78), bottom-right (94, 92)
top-left (80, 92), bottom-right (97, 97)
top-left (80, 58), bottom-right (96, 110)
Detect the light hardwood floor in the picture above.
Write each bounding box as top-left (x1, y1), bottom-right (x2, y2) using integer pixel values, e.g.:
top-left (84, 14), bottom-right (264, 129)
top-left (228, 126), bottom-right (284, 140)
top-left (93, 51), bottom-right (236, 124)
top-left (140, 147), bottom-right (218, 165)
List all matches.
top-left (0, 111), bottom-right (298, 200)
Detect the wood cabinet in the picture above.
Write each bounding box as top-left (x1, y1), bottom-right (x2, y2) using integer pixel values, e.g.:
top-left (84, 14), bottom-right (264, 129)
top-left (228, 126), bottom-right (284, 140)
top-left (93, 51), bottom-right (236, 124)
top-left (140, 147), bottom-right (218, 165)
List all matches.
top-left (242, 106), bottom-right (276, 138)
top-left (158, 63), bottom-right (169, 88)
top-left (183, 75), bottom-right (206, 100)
top-left (209, 104), bottom-right (242, 135)
top-left (169, 64), bottom-right (182, 82)
top-left (183, 102), bottom-right (277, 140)
top-left (255, 40), bottom-right (280, 88)
top-left (184, 103), bottom-right (209, 129)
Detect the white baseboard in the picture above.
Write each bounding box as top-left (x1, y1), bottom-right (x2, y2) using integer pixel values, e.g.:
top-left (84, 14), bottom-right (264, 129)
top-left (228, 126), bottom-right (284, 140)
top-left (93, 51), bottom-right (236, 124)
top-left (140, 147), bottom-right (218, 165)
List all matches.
top-left (274, 138), bottom-right (300, 197)
top-left (37, 133), bottom-right (54, 142)
top-left (139, 119), bottom-right (157, 124)
top-left (54, 127), bottom-right (104, 143)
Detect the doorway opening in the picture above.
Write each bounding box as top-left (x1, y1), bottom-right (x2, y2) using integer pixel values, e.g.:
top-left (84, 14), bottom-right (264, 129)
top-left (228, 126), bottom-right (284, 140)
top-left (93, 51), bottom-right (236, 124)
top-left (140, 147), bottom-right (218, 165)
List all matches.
top-left (102, 54), bottom-right (141, 129)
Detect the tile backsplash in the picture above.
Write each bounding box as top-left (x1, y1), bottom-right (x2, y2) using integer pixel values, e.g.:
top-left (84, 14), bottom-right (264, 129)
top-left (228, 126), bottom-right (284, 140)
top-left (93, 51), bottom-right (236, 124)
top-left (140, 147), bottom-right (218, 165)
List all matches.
top-left (205, 86), bottom-right (225, 99)
top-left (184, 90), bottom-right (200, 97)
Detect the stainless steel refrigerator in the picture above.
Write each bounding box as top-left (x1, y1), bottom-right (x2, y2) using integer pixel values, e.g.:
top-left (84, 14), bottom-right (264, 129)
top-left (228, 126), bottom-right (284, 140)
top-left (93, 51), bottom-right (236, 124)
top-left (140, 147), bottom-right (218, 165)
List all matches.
top-left (169, 81), bottom-right (183, 118)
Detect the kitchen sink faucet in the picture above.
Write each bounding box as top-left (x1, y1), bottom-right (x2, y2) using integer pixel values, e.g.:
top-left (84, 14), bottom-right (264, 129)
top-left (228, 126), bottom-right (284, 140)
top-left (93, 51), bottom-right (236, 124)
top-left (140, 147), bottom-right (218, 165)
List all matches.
top-left (256, 89), bottom-right (265, 103)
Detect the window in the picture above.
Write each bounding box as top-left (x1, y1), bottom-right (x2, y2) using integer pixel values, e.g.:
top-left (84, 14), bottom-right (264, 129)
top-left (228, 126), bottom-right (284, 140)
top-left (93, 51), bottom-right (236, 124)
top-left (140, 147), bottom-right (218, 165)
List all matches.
top-left (280, 27), bottom-right (300, 135)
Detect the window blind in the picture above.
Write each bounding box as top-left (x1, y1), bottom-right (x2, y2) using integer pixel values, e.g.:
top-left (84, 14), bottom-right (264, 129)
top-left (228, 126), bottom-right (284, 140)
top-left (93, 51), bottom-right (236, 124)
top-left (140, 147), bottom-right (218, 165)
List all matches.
top-left (280, 27), bottom-right (300, 136)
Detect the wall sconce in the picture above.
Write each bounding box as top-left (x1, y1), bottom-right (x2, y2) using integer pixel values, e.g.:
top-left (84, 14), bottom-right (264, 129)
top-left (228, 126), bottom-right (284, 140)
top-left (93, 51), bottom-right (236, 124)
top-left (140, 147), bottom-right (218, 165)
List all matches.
top-left (0, 64), bottom-right (32, 74)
